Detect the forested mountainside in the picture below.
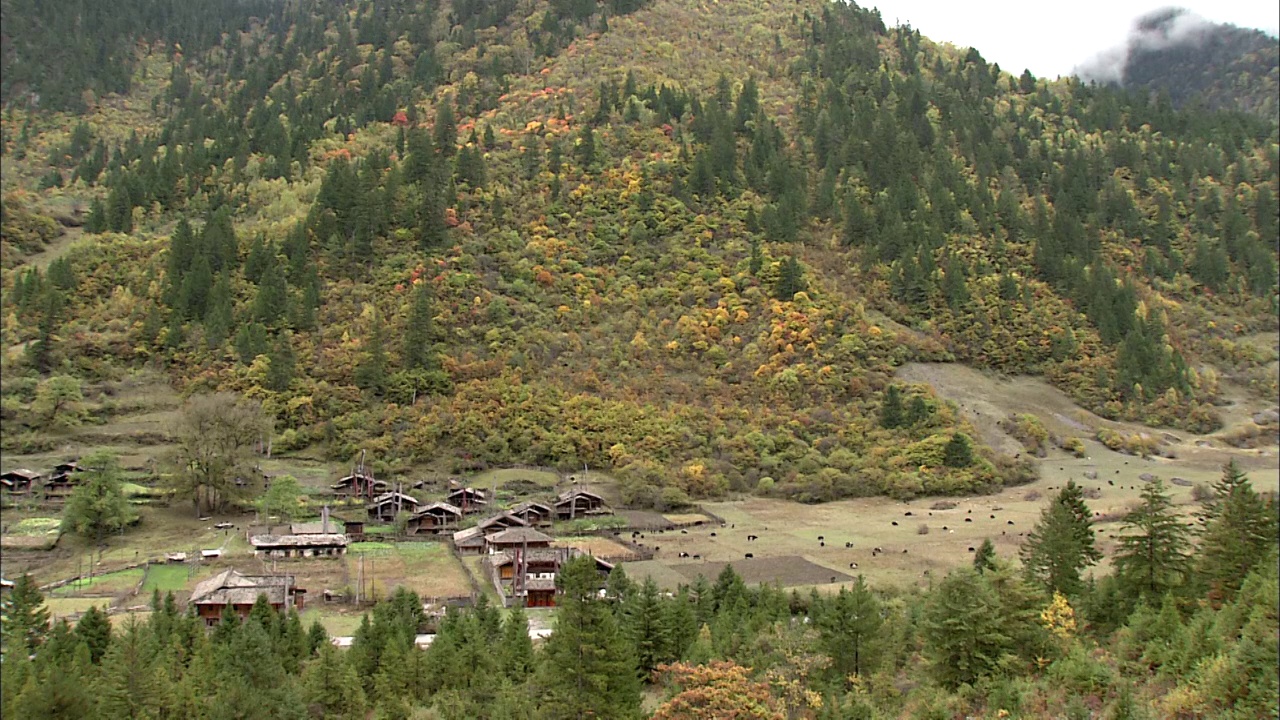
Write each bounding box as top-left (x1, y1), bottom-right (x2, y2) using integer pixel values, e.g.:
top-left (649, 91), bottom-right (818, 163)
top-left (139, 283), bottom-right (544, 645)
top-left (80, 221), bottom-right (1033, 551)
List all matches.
top-left (1, 0), bottom-right (1278, 507)
top-left (1112, 8), bottom-right (1280, 119)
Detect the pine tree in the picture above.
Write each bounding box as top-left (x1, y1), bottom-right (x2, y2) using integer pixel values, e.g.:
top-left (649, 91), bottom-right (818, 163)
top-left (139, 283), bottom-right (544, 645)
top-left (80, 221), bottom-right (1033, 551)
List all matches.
top-left (403, 283), bottom-right (436, 371)
top-left (306, 619), bottom-right (329, 657)
top-left (354, 312), bottom-right (389, 394)
top-left (266, 333), bottom-right (296, 392)
top-left (1113, 478), bottom-right (1193, 601)
top-left (575, 124), bottom-right (597, 171)
top-left (816, 576), bottom-right (882, 681)
top-left (96, 615), bottom-right (159, 717)
top-left (434, 100), bottom-right (457, 157)
top-left (61, 450), bottom-right (135, 544)
top-left (624, 576), bottom-right (671, 676)
top-left (302, 642), bottom-right (366, 720)
top-left (537, 556), bottom-right (641, 720)
top-left (973, 538), bottom-right (997, 573)
top-left (943, 432), bottom-right (974, 468)
top-left (880, 385), bottom-right (904, 429)
top-left (1020, 484), bottom-right (1099, 598)
top-left (500, 606), bottom-right (534, 682)
top-left (923, 568), bottom-right (1012, 688)
top-left (1197, 461), bottom-right (1279, 602)
top-left (774, 254), bottom-right (805, 300)
top-left (253, 262), bottom-right (289, 328)
top-left (1, 574), bottom-right (51, 653)
top-left (72, 604), bottom-right (111, 664)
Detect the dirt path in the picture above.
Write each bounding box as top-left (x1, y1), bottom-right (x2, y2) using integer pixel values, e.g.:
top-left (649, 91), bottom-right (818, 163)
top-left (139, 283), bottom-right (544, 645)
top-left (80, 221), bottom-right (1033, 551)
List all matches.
top-left (23, 226), bottom-right (85, 270)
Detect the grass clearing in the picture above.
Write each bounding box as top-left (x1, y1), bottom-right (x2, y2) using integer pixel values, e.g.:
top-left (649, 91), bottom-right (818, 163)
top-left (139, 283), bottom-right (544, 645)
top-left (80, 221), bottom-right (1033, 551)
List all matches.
top-left (301, 608), bottom-right (365, 637)
top-left (662, 513), bottom-right (713, 525)
top-left (142, 563), bottom-right (202, 593)
top-left (474, 467), bottom-right (561, 488)
top-left (51, 567), bottom-right (143, 596)
top-left (43, 597), bottom-right (110, 619)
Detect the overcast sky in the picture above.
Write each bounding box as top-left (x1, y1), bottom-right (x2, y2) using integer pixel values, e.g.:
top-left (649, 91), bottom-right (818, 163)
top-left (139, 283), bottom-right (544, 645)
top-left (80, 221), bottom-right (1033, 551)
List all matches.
top-left (866, 0), bottom-right (1280, 79)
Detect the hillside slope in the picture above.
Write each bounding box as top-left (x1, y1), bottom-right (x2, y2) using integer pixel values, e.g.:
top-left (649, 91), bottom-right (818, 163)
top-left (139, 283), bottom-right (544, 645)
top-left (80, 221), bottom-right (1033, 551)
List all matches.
top-left (1, 0), bottom-right (1277, 507)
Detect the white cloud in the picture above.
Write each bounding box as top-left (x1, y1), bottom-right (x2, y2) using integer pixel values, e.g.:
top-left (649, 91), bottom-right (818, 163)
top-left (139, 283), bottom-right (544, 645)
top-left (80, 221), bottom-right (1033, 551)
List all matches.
top-left (864, 0), bottom-right (1279, 78)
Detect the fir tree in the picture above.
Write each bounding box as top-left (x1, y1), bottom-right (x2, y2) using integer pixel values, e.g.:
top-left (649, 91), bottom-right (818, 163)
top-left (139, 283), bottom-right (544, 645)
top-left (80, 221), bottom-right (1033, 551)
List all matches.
top-left (403, 283), bottom-right (437, 371)
top-left (923, 569), bottom-right (1012, 689)
top-left (880, 385), bottom-right (905, 429)
top-left (943, 432), bottom-right (974, 468)
top-left (1020, 484), bottom-right (1099, 598)
top-left (72, 604), bottom-right (111, 664)
top-left (1113, 478), bottom-right (1193, 601)
top-left (266, 333), bottom-right (296, 392)
top-left (816, 575), bottom-right (882, 681)
top-left (500, 606), bottom-right (535, 682)
top-left (537, 556), bottom-right (641, 720)
top-left (434, 100), bottom-right (457, 157)
top-left (624, 576), bottom-right (671, 676)
top-left (1197, 461), bottom-right (1279, 602)
top-left (1, 574), bottom-right (51, 653)
top-left (973, 538), bottom-right (997, 574)
top-left (774, 254), bottom-right (805, 300)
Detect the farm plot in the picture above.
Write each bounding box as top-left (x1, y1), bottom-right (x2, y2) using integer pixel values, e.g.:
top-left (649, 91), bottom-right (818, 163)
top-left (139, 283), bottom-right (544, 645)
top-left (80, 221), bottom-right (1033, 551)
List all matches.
top-left (556, 536), bottom-right (643, 561)
top-left (672, 556), bottom-right (851, 587)
top-left (347, 542), bottom-right (472, 601)
top-left (51, 567), bottom-right (143, 597)
top-left (614, 510), bottom-right (674, 530)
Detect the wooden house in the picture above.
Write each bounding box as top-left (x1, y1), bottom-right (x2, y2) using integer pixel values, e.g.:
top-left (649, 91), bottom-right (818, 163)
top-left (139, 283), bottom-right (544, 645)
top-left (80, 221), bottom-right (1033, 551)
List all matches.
top-left (485, 526), bottom-right (554, 554)
top-left (477, 511), bottom-right (528, 533)
top-left (366, 492), bottom-right (419, 523)
top-left (452, 526), bottom-right (487, 555)
top-left (250, 533), bottom-right (348, 559)
top-left (509, 500), bottom-right (553, 526)
top-left (446, 487), bottom-right (489, 514)
top-left (405, 502), bottom-right (463, 536)
top-left (553, 488), bottom-right (609, 520)
top-left (0, 469), bottom-right (41, 496)
top-left (330, 470), bottom-right (389, 500)
top-left (42, 464), bottom-right (85, 503)
top-left (341, 518), bottom-right (365, 541)
top-left (189, 569), bottom-right (304, 626)
top-left (488, 547), bottom-right (613, 608)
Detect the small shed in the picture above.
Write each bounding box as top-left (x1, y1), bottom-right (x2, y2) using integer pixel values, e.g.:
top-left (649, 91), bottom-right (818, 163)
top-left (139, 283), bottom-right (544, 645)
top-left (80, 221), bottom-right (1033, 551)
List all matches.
top-left (0, 469), bottom-right (41, 495)
top-left (331, 470), bottom-right (388, 499)
top-left (251, 533), bottom-right (348, 559)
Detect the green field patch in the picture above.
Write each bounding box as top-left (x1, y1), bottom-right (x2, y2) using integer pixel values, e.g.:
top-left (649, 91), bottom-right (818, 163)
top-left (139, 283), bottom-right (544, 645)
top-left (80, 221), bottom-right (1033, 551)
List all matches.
top-left (142, 563), bottom-right (202, 593)
top-left (52, 567), bottom-right (144, 596)
top-left (43, 597), bottom-right (111, 618)
top-left (9, 517), bottom-right (62, 535)
top-left (301, 609), bottom-right (364, 638)
top-left (348, 541), bottom-right (396, 554)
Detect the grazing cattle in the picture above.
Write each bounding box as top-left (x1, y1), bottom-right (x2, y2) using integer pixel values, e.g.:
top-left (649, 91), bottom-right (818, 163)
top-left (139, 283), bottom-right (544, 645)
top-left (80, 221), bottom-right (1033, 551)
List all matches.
top-left (942, 526), bottom-right (948, 530)
top-left (655, 546), bottom-right (660, 552)
top-left (1007, 520), bottom-right (1014, 525)
top-left (849, 562), bottom-right (858, 569)
top-left (745, 553), bottom-right (753, 559)
top-left (817, 536), bottom-right (824, 541)
top-left (968, 547), bottom-right (975, 552)
top-left (679, 552), bottom-right (689, 558)
top-left (990, 514), bottom-right (995, 519)
top-left (873, 547), bottom-right (883, 554)
top-left (830, 576), bottom-right (837, 583)
top-left (967, 509), bottom-right (971, 514)
top-left (747, 534), bottom-right (758, 542)
top-left (904, 511), bottom-right (913, 516)
top-left (1115, 470), bottom-right (1120, 474)
top-left (902, 549), bottom-right (908, 554)
top-left (680, 530), bottom-right (687, 534)
top-left (845, 542), bottom-right (853, 548)
top-left (693, 554), bottom-right (701, 559)
top-left (964, 518), bottom-right (972, 523)
top-left (820, 541), bottom-right (825, 547)
top-left (1002, 531), bottom-right (1006, 536)
top-left (891, 521), bottom-right (898, 526)
top-left (1108, 480), bottom-right (1115, 486)
top-left (928, 512), bottom-right (933, 516)
top-left (710, 532), bottom-right (717, 537)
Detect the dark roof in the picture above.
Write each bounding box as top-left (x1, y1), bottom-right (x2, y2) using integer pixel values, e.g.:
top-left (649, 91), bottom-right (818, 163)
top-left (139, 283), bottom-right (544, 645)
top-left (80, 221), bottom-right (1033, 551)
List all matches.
top-left (486, 527), bottom-right (555, 545)
top-left (524, 578), bottom-right (557, 592)
top-left (190, 569), bottom-right (295, 606)
top-left (510, 500), bottom-right (552, 515)
top-left (366, 492), bottom-right (419, 508)
top-left (447, 487), bottom-right (488, 501)
top-left (1, 469), bottom-right (41, 481)
top-left (411, 502), bottom-right (463, 518)
top-left (452, 527), bottom-right (485, 545)
top-left (554, 488), bottom-right (604, 503)
top-left (477, 512), bottom-right (528, 531)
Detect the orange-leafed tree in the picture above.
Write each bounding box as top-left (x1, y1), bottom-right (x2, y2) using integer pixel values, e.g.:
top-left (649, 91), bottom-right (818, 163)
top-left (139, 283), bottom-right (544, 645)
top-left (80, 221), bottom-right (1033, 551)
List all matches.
top-left (651, 661), bottom-right (787, 720)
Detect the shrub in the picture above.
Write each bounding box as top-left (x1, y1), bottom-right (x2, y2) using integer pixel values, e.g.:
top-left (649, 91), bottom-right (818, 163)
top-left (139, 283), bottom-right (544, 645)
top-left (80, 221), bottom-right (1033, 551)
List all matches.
top-left (917, 523), bottom-right (929, 535)
top-left (1190, 483), bottom-right (1213, 503)
top-left (1023, 490), bottom-right (1042, 502)
top-left (930, 500), bottom-right (958, 510)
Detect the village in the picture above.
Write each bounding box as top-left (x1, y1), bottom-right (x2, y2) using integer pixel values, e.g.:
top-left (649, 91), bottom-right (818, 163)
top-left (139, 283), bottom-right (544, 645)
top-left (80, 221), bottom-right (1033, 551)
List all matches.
top-left (0, 455), bottom-right (721, 636)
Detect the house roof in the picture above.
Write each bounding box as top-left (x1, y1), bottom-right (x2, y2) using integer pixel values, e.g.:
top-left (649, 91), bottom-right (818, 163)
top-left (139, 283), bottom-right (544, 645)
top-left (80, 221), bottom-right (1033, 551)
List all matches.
top-left (447, 487), bottom-right (488, 502)
top-left (251, 534), bottom-right (348, 548)
top-left (291, 520), bottom-right (341, 535)
top-left (490, 548), bottom-right (572, 567)
top-left (366, 492), bottom-right (419, 508)
top-left (0, 469), bottom-right (41, 481)
top-left (524, 578), bottom-right (557, 592)
top-left (477, 512), bottom-right (528, 531)
top-left (555, 488), bottom-right (604, 503)
top-left (486, 527), bottom-right (555, 545)
top-left (452, 526), bottom-right (486, 545)
top-left (412, 502), bottom-right (462, 518)
top-left (53, 461), bottom-right (83, 473)
top-left (510, 500), bottom-right (552, 515)
top-left (190, 569), bottom-right (295, 606)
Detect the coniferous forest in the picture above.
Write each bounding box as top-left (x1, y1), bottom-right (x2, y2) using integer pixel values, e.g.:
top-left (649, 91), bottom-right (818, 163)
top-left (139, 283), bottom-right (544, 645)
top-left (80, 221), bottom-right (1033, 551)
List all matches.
top-left (0, 0), bottom-right (1277, 716)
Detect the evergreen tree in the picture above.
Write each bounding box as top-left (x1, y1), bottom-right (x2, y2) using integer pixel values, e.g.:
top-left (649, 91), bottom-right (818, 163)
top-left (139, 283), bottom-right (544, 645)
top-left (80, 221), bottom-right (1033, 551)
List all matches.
top-left (923, 569), bottom-right (1012, 689)
top-left (943, 432), bottom-right (974, 468)
top-left (95, 616), bottom-right (159, 719)
top-left (306, 619), bottom-right (329, 657)
top-left (1, 574), bottom-right (51, 653)
top-left (253, 262), bottom-right (290, 328)
top-left (1020, 484), bottom-right (1099, 598)
top-left (1197, 461), bottom-right (1280, 602)
top-left (537, 556), bottom-right (641, 719)
top-left (205, 272), bottom-right (234, 347)
top-left (434, 100), bottom-right (458, 157)
top-left (774, 254), bottom-right (805, 300)
top-left (880, 385), bottom-right (904, 429)
top-left (266, 333), bottom-right (296, 392)
top-left (500, 606), bottom-right (535, 682)
top-left (403, 283), bottom-right (437, 371)
top-left (61, 450), bottom-right (136, 544)
top-left (1113, 478), bottom-right (1193, 601)
top-left (235, 322), bottom-right (270, 364)
top-left (624, 576), bottom-right (671, 676)
top-left (354, 312), bottom-right (389, 394)
top-left (575, 124), bottom-right (597, 171)
top-left (816, 576), bottom-right (882, 681)
top-left (973, 538), bottom-right (997, 573)
top-left (72, 604), bottom-right (111, 664)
